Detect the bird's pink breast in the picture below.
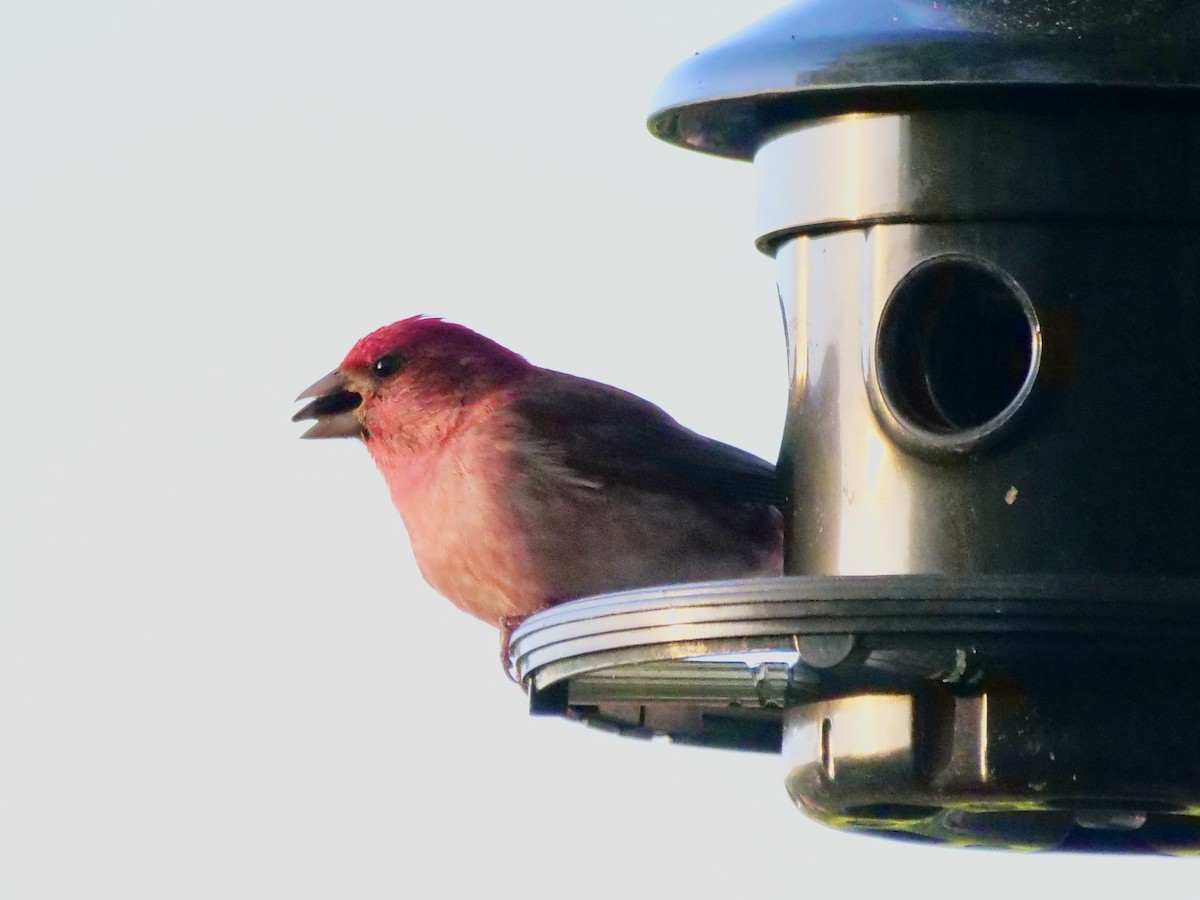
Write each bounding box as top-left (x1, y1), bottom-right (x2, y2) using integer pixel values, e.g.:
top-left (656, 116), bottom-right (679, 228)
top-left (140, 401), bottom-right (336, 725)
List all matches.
top-left (370, 418), bottom-right (545, 624)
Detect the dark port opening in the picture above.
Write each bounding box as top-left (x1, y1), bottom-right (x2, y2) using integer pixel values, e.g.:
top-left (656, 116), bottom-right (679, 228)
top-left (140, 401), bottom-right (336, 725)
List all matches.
top-left (877, 257), bottom-right (1038, 435)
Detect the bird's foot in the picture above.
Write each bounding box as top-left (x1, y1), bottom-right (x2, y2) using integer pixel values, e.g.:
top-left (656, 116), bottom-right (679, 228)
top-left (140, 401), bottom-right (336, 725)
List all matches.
top-left (499, 615), bottom-right (527, 684)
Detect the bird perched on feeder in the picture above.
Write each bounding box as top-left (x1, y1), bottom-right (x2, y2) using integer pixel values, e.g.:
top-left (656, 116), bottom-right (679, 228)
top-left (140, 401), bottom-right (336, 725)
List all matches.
top-left (293, 316), bottom-right (785, 672)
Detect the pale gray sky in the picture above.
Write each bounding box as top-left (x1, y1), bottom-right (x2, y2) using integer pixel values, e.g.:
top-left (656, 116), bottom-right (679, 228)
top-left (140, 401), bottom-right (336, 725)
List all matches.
top-left (0, 2), bottom-right (1173, 896)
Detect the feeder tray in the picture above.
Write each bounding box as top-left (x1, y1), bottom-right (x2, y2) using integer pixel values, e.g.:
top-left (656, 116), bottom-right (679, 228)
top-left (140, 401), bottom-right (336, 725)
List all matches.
top-left (511, 576), bottom-right (1200, 852)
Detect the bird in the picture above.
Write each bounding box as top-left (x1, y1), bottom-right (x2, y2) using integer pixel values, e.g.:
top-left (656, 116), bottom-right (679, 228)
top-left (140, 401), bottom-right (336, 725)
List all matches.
top-left (293, 316), bottom-right (785, 672)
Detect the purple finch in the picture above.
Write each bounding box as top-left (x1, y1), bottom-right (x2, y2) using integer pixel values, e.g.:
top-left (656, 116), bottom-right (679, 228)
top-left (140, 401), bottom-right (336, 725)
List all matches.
top-left (294, 317), bottom-right (784, 663)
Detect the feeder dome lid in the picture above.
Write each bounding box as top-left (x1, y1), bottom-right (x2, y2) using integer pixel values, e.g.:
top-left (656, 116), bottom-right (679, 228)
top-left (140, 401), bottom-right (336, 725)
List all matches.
top-left (648, 0), bottom-right (1200, 159)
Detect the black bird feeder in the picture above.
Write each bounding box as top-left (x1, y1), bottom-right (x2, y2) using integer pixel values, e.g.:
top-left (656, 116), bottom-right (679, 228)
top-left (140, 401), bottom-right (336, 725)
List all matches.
top-left (509, 0), bottom-right (1200, 853)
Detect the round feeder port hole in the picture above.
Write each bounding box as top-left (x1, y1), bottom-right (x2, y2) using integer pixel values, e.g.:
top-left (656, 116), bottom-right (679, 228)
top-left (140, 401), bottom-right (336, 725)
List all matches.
top-left (875, 256), bottom-right (1041, 452)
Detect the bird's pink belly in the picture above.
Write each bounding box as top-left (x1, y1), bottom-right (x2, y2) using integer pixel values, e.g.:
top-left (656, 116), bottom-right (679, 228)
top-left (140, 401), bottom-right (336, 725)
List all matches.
top-left (396, 472), bottom-right (542, 624)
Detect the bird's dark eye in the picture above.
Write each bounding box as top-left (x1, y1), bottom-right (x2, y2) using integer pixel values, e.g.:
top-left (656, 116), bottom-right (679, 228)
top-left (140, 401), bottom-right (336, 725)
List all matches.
top-left (372, 352), bottom-right (407, 379)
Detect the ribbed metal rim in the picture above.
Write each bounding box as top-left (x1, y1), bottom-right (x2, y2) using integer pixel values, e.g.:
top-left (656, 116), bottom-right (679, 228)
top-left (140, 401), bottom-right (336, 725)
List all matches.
top-left (508, 574), bottom-right (1200, 686)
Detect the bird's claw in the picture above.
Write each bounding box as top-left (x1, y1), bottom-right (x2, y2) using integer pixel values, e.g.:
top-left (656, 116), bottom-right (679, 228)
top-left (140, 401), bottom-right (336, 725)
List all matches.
top-left (499, 615), bottom-right (527, 685)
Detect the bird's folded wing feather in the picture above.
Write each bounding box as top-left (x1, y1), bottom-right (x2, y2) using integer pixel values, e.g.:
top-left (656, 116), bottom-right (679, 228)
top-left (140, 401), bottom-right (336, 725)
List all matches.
top-left (509, 373), bottom-right (786, 506)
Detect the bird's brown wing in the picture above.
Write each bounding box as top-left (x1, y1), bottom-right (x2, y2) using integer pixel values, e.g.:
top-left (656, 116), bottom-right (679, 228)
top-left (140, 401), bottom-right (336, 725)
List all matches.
top-left (508, 372), bottom-right (786, 507)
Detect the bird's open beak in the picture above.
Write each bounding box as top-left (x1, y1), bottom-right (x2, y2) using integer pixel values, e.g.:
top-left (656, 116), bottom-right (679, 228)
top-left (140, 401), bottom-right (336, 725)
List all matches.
top-left (292, 370), bottom-right (365, 439)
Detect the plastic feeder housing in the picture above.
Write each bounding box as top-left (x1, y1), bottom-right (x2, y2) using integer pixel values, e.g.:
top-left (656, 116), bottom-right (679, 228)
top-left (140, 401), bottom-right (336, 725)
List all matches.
top-left (509, 0), bottom-right (1200, 853)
